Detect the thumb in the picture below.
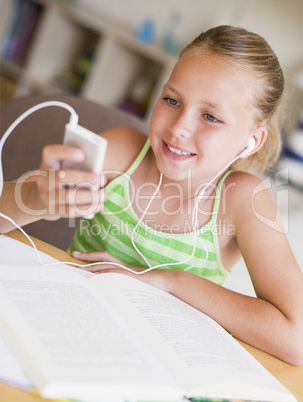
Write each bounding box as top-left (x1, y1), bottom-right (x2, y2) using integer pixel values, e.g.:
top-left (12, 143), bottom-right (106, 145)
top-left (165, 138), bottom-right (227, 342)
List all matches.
top-left (42, 145), bottom-right (85, 169)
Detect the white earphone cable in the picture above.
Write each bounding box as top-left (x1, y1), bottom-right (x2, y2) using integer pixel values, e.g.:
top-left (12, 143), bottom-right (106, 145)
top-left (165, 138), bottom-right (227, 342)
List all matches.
top-left (0, 101), bottom-right (78, 196)
top-left (183, 153), bottom-right (242, 271)
top-left (129, 172), bottom-right (199, 271)
top-left (0, 101), bottom-right (246, 275)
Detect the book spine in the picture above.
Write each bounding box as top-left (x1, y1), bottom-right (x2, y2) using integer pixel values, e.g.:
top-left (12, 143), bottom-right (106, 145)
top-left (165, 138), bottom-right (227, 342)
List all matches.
top-left (1, 0), bottom-right (23, 58)
top-left (1, 0), bottom-right (43, 65)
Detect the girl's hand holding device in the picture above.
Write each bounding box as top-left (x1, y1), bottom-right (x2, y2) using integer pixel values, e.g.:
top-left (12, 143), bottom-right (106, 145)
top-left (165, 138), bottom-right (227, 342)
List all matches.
top-left (36, 123), bottom-right (108, 220)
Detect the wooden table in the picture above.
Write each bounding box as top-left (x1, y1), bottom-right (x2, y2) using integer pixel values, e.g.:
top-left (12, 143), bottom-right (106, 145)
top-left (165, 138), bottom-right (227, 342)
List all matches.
top-left (1, 229), bottom-right (303, 402)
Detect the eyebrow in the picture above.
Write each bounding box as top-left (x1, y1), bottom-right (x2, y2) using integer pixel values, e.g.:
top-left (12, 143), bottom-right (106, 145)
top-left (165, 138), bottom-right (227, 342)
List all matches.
top-left (164, 84), bottom-right (179, 95)
top-left (164, 84), bottom-right (223, 112)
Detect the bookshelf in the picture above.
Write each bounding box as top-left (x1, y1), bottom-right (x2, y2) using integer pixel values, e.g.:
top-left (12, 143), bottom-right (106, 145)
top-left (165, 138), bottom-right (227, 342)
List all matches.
top-left (0, 0), bottom-right (178, 120)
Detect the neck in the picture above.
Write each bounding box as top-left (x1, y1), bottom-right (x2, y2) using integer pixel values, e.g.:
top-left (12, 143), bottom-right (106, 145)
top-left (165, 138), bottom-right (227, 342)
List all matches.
top-left (159, 171), bottom-right (224, 201)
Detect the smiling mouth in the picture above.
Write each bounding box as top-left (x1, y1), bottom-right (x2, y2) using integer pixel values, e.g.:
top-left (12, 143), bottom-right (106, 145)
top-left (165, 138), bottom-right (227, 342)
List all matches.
top-left (164, 141), bottom-right (196, 156)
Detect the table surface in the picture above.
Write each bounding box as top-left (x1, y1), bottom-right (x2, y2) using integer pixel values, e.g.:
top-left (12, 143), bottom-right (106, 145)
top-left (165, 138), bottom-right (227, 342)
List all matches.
top-left (1, 229), bottom-right (303, 402)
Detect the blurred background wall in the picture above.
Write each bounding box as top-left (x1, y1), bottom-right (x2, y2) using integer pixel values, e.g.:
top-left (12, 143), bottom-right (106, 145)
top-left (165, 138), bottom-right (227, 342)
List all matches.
top-left (1, 0), bottom-right (303, 138)
top-left (79, 0), bottom-right (303, 126)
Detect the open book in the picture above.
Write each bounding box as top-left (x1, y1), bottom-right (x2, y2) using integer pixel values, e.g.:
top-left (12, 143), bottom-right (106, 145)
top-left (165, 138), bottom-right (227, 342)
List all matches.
top-left (0, 264), bottom-right (296, 402)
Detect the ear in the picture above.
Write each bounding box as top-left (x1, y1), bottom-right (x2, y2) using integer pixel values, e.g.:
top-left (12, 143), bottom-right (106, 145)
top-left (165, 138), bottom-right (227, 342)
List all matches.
top-left (240, 125), bottom-right (268, 158)
top-left (253, 124), bottom-right (268, 152)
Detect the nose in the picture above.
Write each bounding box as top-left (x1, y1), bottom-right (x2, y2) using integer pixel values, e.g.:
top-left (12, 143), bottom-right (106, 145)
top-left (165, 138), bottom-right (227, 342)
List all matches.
top-left (169, 111), bottom-right (193, 138)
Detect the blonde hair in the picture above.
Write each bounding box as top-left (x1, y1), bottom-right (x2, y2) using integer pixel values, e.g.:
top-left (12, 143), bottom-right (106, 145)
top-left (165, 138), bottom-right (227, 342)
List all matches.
top-left (180, 25), bottom-right (284, 175)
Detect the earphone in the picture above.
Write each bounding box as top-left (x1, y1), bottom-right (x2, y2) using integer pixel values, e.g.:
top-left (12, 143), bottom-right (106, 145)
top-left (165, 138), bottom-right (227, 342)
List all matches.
top-left (239, 137), bottom-right (256, 158)
top-left (0, 102), bottom-right (256, 275)
top-left (129, 136), bottom-right (257, 273)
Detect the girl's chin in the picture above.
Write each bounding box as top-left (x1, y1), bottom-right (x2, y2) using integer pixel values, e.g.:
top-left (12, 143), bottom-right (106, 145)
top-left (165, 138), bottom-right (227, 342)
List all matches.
top-left (156, 161), bottom-right (191, 182)
top-left (150, 139), bottom-right (195, 181)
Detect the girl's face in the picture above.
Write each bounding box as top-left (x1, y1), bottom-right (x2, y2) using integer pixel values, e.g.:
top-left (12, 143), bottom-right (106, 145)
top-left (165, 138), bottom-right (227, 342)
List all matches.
top-left (149, 52), bottom-right (256, 187)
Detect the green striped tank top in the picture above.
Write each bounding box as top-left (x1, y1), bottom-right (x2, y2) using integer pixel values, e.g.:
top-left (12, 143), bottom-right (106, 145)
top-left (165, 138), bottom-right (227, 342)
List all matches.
top-left (68, 138), bottom-right (231, 285)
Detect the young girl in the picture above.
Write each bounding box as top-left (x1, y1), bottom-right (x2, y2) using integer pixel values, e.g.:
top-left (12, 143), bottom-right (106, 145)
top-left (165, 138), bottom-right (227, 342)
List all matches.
top-left (1, 25), bottom-right (303, 365)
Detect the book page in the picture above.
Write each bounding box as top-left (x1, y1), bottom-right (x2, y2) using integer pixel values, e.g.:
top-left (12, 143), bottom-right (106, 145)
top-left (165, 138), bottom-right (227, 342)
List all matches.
top-left (0, 234), bottom-right (60, 266)
top-left (91, 273), bottom-right (295, 402)
top-left (0, 265), bottom-right (182, 401)
top-left (0, 235), bottom-right (92, 278)
top-left (0, 332), bottom-right (31, 390)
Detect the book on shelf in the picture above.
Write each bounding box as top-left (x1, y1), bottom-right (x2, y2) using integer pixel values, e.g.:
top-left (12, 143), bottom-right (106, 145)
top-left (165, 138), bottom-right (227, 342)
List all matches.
top-left (0, 262), bottom-right (297, 402)
top-left (55, 29), bottom-right (98, 94)
top-left (1, 0), bottom-right (43, 65)
top-left (0, 74), bottom-right (17, 104)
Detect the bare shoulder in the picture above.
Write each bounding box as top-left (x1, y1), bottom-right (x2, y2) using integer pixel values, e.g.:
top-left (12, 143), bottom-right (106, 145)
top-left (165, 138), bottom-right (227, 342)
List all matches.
top-left (224, 170), bottom-right (270, 204)
top-left (99, 126), bottom-right (149, 179)
top-left (224, 170), bottom-right (284, 233)
top-left (225, 170), bottom-right (264, 190)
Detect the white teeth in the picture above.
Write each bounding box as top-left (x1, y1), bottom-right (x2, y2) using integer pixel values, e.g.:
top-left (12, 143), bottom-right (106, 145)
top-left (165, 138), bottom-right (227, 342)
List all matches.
top-left (167, 145), bottom-right (192, 156)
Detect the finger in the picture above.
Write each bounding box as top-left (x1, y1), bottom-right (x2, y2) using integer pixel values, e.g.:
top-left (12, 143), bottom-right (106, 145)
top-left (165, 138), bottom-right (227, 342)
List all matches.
top-left (49, 200), bottom-right (104, 219)
top-left (37, 169), bottom-right (106, 207)
top-left (42, 145), bottom-right (85, 169)
top-left (72, 251), bottom-right (112, 262)
top-left (55, 169), bottom-right (106, 189)
top-left (37, 173), bottom-right (106, 211)
top-left (72, 252), bottom-right (144, 275)
top-left (77, 264), bottom-right (135, 276)
top-left (56, 187), bottom-right (106, 207)
top-left (51, 200), bottom-right (104, 219)
top-left (79, 265), bottom-right (120, 273)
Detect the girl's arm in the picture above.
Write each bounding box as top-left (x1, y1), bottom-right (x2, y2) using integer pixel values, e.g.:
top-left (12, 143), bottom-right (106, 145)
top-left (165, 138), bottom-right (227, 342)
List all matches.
top-left (162, 173), bottom-right (303, 365)
top-left (74, 173), bottom-right (303, 365)
top-left (0, 145), bottom-right (105, 233)
top-left (0, 180), bottom-right (42, 232)
top-left (0, 126), bottom-right (147, 233)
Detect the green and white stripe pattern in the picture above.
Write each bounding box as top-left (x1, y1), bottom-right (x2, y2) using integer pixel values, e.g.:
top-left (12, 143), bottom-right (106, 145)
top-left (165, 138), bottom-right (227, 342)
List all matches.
top-left (68, 139), bottom-right (231, 285)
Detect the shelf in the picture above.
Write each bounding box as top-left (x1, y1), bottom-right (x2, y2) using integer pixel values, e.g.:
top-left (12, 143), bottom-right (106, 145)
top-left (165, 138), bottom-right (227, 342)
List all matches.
top-left (0, 73), bottom-right (18, 105)
top-left (0, 0), bottom-right (178, 119)
top-left (1, 59), bottom-right (24, 81)
top-left (61, 3), bottom-right (177, 66)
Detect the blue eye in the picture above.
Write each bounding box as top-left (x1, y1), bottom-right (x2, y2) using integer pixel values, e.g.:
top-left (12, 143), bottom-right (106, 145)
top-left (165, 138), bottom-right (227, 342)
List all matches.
top-left (164, 97), bottom-right (179, 106)
top-left (204, 113), bottom-right (222, 123)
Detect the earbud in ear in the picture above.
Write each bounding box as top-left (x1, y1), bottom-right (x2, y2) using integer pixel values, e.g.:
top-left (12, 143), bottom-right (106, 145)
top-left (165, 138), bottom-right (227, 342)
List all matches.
top-left (239, 137), bottom-right (256, 158)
